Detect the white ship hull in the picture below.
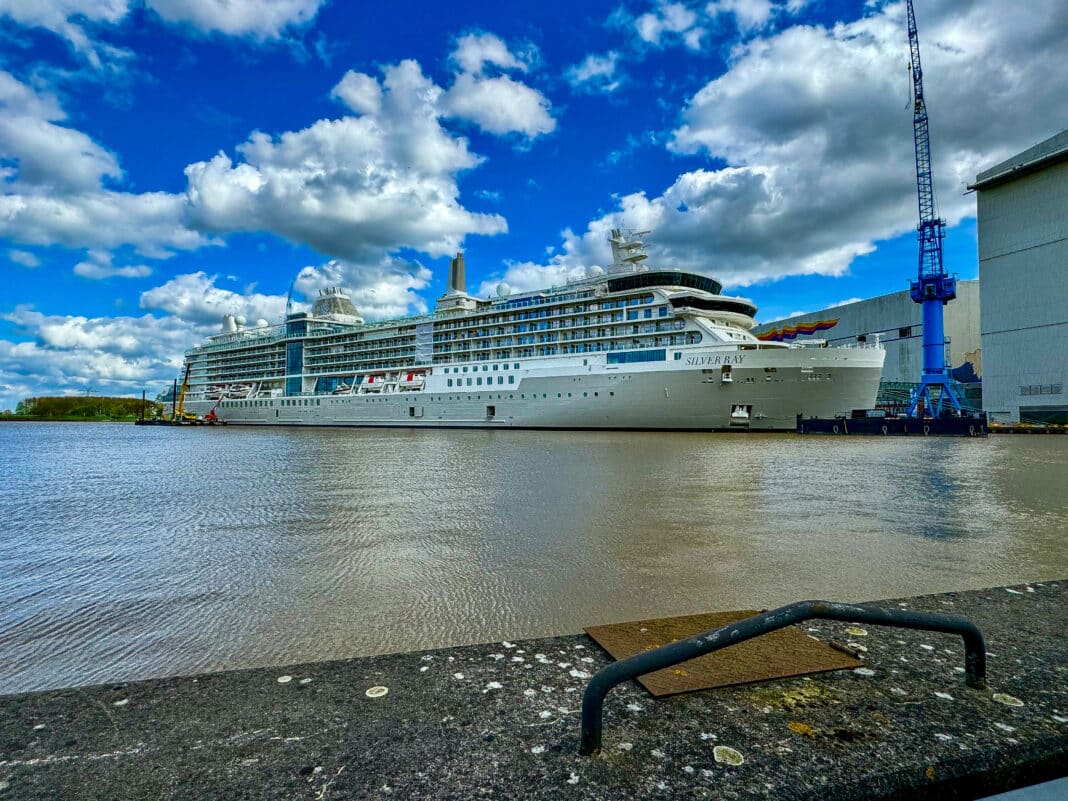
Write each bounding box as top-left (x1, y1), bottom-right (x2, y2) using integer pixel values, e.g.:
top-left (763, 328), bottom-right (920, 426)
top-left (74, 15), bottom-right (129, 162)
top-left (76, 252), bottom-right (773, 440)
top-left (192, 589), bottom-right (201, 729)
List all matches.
top-left (186, 346), bottom-right (884, 431)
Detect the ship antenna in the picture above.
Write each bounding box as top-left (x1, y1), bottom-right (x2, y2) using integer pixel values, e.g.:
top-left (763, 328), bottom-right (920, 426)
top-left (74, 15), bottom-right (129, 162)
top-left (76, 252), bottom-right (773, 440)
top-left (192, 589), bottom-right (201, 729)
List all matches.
top-left (284, 280), bottom-right (295, 320)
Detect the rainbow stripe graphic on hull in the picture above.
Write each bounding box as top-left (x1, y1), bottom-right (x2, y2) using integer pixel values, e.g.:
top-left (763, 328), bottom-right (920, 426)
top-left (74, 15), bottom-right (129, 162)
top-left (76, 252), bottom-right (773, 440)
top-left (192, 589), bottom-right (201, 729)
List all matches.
top-left (757, 319), bottom-right (839, 342)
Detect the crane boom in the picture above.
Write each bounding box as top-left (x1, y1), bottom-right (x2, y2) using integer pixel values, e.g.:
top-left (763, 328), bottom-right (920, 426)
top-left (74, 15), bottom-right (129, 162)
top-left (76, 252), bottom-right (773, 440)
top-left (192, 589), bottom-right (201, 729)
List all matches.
top-left (908, 0), bottom-right (941, 277)
top-left (905, 0), bottom-right (963, 417)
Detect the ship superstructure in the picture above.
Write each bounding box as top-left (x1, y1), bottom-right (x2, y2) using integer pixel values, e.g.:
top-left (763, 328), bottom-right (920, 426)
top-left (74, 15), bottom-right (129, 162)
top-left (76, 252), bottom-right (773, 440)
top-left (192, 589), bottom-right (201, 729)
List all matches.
top-left (182, 230), bottom-right (885, 430)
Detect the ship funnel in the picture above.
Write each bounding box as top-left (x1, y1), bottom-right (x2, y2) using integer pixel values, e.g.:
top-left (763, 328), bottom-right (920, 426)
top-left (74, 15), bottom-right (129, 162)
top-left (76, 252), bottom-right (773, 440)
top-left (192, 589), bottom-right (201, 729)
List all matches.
top-left (448, 252), bottom-right (466, 294)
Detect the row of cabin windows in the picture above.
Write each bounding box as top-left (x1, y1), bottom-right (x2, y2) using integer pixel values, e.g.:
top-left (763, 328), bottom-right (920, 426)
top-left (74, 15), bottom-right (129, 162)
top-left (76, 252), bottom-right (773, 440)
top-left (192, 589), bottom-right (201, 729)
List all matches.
top-left (436, 295), bottom-right (658, 329)
top-left (225, 398), bottom-right (322, 408)
top-left (442, 362), bottom-right (520, 374)
top-left (435, 306), bottom-right (668, 339)
top-left (224, 389), bottom-right (621, 409)
top-left (447, 375), bottom-right (516, 387)
top-left (428, 392), bottom-right (616, 401)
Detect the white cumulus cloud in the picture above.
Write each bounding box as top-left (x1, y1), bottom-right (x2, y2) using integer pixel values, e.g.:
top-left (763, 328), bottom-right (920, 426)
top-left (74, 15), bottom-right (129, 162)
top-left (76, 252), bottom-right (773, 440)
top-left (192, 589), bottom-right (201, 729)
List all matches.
top-left (0, 306), bottom-right (208, 409)
top-left (8, 249), bottom-right (40, 268)
top-left (704, 0), bottom-right (809, 34)
top-left (0, 0), bottom-right (131, 68)
top-left (565, 51), bottom-right (623, 94)
top-left (73, 251), bottom-right (153, 279)
top-left (634, 2), bottom-right (705, 50)
top-left (184, 58), bottom-right (514, 261)
top-left (145, 0), bottom-right (325, 40)
top-left (0, 72), bottom-right (121, 192)
top-left (439, 32), bottom-right (555, 139)
top-left (441, 73), bottom-right (555, 138)
top-left (449, 31), bottom-right (533, 75)
top-left (139, 272), bottom-right (288, 327)
top-left (0, 72), bottom-right (214, 258)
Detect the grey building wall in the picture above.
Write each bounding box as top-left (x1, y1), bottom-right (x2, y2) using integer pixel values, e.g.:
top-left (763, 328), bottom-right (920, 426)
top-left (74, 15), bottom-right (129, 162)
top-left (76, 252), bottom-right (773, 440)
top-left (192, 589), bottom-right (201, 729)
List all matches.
top-left (752, 281), bottom-right (981, 388)
top-left (972, 130), bottom-right (1068, 424)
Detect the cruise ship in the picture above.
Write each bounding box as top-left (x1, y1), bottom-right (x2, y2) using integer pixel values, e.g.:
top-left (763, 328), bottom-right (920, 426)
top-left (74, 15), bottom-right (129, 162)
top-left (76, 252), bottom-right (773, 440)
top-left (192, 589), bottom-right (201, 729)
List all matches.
top-left (181, 230), bottom-right (885, 429)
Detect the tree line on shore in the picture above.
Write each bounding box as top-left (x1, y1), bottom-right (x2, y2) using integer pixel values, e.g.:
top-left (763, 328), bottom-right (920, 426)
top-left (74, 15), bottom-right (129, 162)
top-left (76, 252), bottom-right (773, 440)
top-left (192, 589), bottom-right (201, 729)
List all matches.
top-left (2, 396), bottom-right (163, 420)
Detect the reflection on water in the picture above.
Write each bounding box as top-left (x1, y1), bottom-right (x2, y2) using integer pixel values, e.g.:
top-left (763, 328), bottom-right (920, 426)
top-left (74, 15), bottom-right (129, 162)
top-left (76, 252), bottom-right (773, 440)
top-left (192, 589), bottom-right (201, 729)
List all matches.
top-left (1, 423), bottom-right (1065, 694)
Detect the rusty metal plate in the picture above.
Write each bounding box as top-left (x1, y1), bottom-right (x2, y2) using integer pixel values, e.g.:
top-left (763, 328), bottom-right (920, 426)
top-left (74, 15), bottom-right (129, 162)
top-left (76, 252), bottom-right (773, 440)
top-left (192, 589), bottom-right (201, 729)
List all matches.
top-left (584, 609), bottom-right (862, 697)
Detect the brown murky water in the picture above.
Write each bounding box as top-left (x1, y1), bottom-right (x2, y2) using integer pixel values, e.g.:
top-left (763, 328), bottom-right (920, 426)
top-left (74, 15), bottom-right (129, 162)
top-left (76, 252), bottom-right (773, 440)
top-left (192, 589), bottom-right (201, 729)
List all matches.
top-left (1, 423), bottom-right (1065, 694)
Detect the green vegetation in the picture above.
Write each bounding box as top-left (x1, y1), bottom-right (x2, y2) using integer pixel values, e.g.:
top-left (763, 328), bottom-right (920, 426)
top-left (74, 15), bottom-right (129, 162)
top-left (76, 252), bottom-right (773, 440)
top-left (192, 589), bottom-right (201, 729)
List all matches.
top-left (0, 396), bottom-right (163, 422)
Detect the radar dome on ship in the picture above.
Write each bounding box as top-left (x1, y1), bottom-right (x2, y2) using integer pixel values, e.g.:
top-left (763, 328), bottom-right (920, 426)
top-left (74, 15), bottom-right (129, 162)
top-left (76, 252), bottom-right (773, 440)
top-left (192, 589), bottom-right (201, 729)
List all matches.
top-left (588, 265), bottom-right (605, 276)
top-left (496, 283), bottom-right (511, 297)
top-left (256, 319), bottom-right (268, 328)
top-left (235, 315), bottom-right (246, 326)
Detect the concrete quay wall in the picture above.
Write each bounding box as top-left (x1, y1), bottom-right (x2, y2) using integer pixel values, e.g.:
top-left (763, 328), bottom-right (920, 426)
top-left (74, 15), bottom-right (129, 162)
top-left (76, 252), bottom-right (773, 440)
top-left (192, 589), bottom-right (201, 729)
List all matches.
top-left (1, 582), bottom-right (1066, 800)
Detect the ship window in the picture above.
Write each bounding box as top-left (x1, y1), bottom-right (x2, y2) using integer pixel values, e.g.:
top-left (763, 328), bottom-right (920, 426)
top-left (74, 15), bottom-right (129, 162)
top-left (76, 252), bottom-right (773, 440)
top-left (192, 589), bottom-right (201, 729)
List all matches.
top-left (627, 310), bottom-right (638, 321)
top-left (503, 364), bottom-right (508, 370)
top-left (447, 379), bottom-right (453, 387)
top-left (483, 365), bottom-right (488, 371)
top-left (477, 377), bottom-right (483, 385)
top-left (466, 378), bottom-right (472, 386)
top-left (508, 375), bottom-right (514, 384)
top-left (493, 364), bottom-right (498, 371)
top-left (674, 352), bottom-right (682, 360)
top-left (497, 376), bottom-right (503, 385)
top-left (610, 391), bottom-right (614, 396)
top-left (594, 392), bottom-right (599, 397)
top-left (607, 349), bottom-right (666, 364)
top-left (899, 326), bottom-right (912, 338)
top-left (463, 366), bottom-right (468, 372)
top-left (514, 363), bottom-right (519, 369)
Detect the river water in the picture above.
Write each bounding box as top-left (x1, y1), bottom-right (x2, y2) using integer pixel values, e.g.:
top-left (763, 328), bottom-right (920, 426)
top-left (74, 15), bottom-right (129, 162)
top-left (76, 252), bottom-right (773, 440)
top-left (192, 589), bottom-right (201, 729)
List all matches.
top-left (1, 422), bottom-right (1065, 695)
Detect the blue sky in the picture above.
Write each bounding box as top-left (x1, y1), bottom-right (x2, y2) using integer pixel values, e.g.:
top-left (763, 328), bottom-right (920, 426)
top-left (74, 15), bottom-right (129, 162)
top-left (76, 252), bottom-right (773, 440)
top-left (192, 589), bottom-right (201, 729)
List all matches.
top-left (1, 0), bottom-right (1064, 409)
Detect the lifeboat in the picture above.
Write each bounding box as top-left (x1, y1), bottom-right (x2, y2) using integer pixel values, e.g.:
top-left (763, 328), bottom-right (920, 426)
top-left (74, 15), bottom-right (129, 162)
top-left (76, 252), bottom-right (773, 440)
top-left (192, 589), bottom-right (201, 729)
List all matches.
top-left (397, 372), bottom-right (425, 389)
top-left (225, 383), bottom-right (254, 398)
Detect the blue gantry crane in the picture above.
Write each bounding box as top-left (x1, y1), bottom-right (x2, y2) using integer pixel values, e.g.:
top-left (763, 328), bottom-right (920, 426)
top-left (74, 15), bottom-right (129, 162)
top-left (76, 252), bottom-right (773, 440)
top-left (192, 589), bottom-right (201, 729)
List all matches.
top-left (904, 0), bottom-right (964, 418)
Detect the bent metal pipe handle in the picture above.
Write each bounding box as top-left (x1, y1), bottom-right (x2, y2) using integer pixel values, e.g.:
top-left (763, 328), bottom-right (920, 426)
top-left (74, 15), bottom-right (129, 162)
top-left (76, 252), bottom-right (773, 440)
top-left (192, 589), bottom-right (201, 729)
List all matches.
top-left (579, 600), bottom-right (986, 755)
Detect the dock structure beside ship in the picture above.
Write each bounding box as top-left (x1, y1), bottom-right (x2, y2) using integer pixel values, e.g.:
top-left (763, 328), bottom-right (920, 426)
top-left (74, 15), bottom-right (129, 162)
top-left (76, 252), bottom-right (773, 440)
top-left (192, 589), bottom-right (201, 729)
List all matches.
top-left (174, 230), bottom-right (886, 430)
top-left (796, 410), bottom-right (990, 437)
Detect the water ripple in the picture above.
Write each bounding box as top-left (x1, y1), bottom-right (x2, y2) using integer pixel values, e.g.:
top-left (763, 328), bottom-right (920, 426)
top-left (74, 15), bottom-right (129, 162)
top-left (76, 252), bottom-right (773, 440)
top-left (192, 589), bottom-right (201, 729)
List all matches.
top-left (1, 422), bottom-right (1066, 694)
